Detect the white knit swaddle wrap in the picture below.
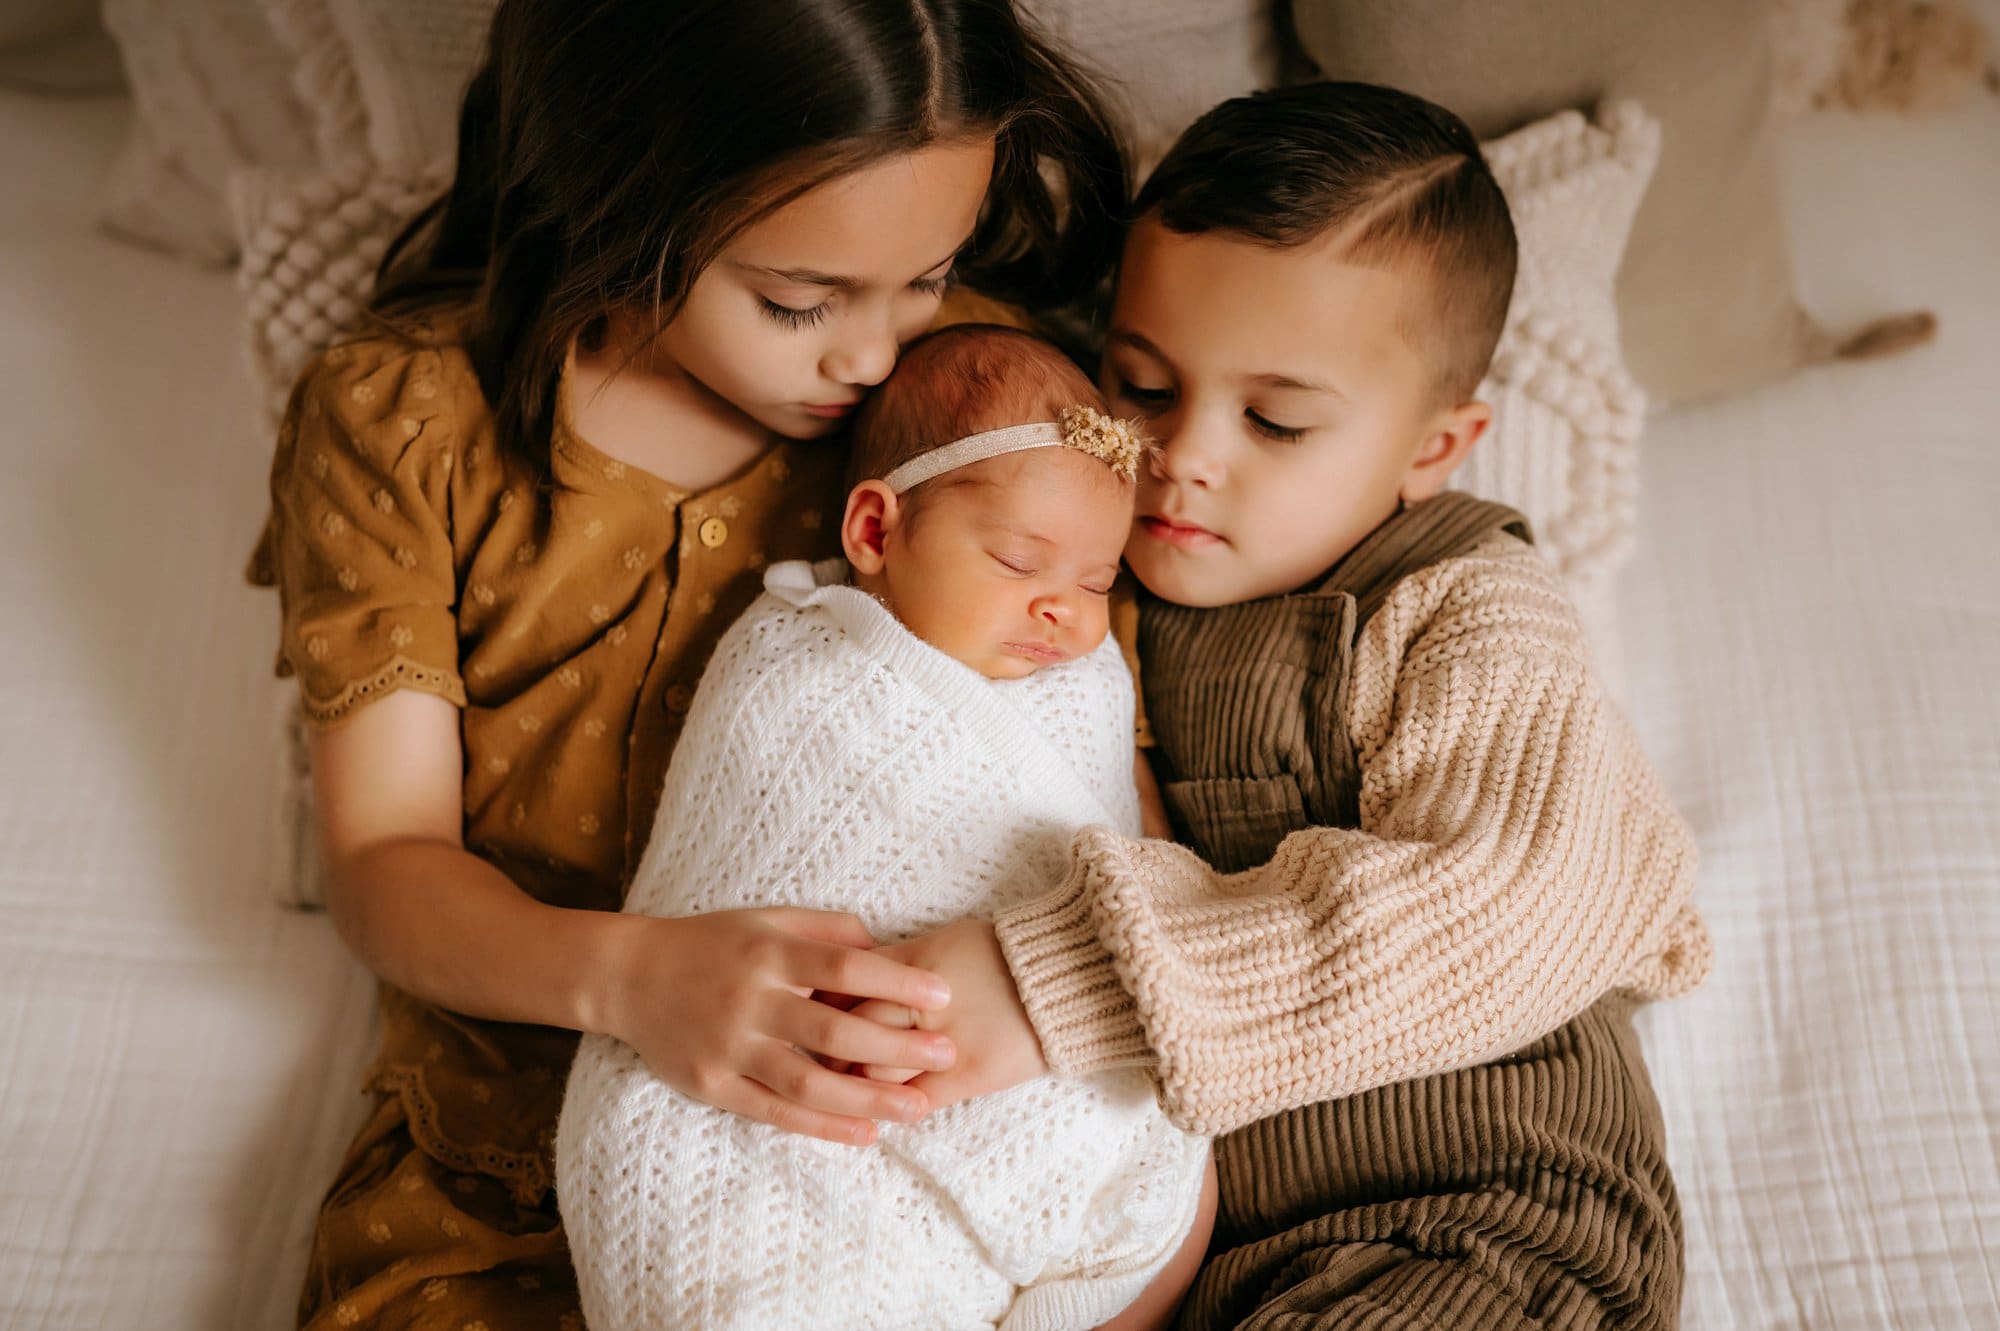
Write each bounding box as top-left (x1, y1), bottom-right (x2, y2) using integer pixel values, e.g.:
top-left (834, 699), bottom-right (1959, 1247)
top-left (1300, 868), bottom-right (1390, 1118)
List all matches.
top-left (557, 559), bottom-right (1208, 1331)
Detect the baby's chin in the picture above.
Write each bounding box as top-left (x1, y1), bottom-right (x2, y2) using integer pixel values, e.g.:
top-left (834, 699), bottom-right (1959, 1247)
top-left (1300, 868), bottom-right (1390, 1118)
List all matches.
top-left (1123, 542), bottom-right (1240, 609)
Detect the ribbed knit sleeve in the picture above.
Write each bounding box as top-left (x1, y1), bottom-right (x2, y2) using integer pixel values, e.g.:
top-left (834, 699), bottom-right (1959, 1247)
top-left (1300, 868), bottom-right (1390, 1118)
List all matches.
top-left (994, 539), bottom-right (1712, 1136)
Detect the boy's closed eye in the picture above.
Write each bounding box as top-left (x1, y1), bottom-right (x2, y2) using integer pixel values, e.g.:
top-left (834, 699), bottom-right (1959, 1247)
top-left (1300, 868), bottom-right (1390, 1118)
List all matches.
top-left (1245, 408), bottom-right (1306, 442)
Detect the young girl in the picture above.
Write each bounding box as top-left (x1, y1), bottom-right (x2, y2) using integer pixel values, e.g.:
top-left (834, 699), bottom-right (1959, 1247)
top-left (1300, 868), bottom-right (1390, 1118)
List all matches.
top-left (558, 325), bottom-right (1214, 1331)
top-left (248, 2), bottom-right (1127, 1325)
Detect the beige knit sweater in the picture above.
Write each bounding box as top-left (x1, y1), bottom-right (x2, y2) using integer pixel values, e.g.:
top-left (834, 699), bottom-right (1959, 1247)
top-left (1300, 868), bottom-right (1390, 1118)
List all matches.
top-left (995, 534), bottom-right (1712, 1137)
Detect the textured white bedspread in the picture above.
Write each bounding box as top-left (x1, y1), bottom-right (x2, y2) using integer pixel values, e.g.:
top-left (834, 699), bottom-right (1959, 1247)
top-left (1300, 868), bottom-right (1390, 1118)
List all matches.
top-left (0, 87), bottom-right (1995, 1330)
top-left (1621, 103), bottom-right (2000, 1328)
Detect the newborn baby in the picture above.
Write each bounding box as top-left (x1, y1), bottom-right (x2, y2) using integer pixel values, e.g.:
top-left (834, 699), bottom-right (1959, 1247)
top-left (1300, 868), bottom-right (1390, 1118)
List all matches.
top-left (557, 325), bottom-right (1212, 1331)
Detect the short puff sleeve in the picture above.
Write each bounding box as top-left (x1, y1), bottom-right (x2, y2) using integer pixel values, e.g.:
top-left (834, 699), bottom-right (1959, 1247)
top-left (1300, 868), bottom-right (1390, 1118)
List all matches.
top-left (251, 340), bottom-right (467, 726)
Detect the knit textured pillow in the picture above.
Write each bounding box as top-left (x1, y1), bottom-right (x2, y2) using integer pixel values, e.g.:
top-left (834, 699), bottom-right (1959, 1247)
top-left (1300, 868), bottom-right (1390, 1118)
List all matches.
top-left (232, 0), bottom-right (492, 431)
top-left (262, 0), bottom-right (494, 169)
top-left (97, 0), bottom-right (319, 263)
top-left (1459, 102), bottom-right (1659, 670)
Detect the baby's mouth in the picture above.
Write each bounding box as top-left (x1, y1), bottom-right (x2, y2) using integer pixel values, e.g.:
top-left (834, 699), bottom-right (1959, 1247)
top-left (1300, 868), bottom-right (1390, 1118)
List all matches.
top-left (1004, 640), bottom-right (1067, 664)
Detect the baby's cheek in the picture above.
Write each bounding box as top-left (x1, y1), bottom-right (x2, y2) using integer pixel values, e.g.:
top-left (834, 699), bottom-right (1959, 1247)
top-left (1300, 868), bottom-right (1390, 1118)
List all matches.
top-left (1078, 604), bottom-right (1112, 653)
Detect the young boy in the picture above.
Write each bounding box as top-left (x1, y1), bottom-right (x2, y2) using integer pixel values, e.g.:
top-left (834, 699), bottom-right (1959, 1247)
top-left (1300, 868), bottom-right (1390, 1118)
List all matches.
top-left (873, 83), bottom-right (1712, 1329)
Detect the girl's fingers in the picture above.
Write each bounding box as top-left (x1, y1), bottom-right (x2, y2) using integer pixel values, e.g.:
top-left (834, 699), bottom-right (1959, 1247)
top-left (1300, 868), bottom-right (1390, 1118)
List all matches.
top-left (791, 939), bottom-right (951, 1013)
top-left (747, 1043), bottom-right (931, 1128)
top-left (766, 907), bottom-right (879, 950)
top-left (773, 996), bottom-right (953, 1072)
top-left (718, 1078), bottom-right (880, 1147)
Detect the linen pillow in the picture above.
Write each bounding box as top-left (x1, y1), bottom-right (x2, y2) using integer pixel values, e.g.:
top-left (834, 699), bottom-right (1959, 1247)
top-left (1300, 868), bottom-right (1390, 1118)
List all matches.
top-left (1287, 0), bottom-right (1822, 406)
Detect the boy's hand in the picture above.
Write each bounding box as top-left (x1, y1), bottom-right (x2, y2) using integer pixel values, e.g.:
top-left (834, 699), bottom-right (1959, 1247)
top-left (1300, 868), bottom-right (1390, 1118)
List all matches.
top-left (864, 919), bottom-right (1048, 1108)
top-left (833, 1001), bottom-right (925, 1083)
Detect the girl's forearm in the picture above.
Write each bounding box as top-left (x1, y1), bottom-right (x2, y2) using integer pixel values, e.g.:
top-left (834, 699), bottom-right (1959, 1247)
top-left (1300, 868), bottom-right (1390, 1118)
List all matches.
top-left (324, 837), bottom-right (631, 1034)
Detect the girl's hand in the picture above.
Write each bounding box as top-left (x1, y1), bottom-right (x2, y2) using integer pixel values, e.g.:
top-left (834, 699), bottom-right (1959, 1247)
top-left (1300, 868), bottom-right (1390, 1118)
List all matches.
top-left (864, 919), bottom-right (1048, 1108)
top-left (599, 908), bottom-right (959, 1145)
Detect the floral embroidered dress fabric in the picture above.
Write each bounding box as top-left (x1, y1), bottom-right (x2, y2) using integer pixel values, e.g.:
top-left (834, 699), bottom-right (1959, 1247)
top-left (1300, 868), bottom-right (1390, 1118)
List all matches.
top-left (250, 313), bottom-right (847, 1201)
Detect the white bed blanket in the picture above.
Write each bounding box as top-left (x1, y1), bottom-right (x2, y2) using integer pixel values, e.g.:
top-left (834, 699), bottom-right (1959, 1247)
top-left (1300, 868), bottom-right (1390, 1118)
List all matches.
top-left (1619, 102), bottom-right (2000, 1330)
top-left (0, 85), bottom-right (1995, 1331)
top-left (557, 560), bottom-right (1207, 1331)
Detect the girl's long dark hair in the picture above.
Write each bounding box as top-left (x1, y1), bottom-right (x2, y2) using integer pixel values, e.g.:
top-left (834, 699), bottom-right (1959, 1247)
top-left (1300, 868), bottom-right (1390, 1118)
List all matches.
top-left (371, 0), bottom-right (1129, 475)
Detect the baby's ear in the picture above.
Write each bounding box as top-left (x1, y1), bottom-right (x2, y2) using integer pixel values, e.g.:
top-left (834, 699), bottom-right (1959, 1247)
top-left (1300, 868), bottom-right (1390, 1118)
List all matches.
top-left (1400, 400), bottom-right (1492, 505)
top-left (841, 480), bottom-right (902, 575)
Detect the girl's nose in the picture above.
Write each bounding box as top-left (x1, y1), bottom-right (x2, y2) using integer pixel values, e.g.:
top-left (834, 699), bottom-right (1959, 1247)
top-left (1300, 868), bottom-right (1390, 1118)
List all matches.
top-left (822, 316), bottom-right (899, 389)
top-left (1151, 420), bottom-right (1224, 490)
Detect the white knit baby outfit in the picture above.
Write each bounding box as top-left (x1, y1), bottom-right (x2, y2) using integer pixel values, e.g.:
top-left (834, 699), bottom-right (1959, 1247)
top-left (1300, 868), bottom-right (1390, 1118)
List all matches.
top-left (557, 559), bottom-right (1210, 1331)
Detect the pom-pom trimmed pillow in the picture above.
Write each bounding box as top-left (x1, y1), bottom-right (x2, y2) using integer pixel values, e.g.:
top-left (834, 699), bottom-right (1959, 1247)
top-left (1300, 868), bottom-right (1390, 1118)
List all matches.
top-left (1462, 101), bottom-right (1659, 671)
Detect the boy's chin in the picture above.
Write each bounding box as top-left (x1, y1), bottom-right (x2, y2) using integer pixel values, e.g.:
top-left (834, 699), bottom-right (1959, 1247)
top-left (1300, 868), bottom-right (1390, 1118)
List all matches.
top-left (1125, 546), bottom-right (1254, 608)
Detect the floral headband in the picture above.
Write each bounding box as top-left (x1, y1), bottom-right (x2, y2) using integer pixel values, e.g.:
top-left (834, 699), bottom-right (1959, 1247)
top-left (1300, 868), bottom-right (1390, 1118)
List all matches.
top-left (881, 404), bottom-right (1147, 495)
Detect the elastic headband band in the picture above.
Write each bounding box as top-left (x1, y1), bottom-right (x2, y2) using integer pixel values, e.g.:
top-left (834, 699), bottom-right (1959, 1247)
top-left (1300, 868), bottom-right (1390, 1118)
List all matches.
top-left (880, 405), bottom-right (1145, 495)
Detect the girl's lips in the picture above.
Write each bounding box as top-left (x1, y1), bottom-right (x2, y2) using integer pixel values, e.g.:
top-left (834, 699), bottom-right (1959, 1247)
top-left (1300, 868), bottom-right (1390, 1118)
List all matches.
top-left (1139, 515), bottom-right (1222, 549)
top-left (802, 400), bottom-right (859, 419)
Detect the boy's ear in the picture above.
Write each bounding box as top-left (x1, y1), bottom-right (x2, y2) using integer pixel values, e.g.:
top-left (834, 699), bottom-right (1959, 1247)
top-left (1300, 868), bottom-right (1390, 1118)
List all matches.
top-left (841, 480), bottom-right (903, 575)
top-left (1399, 400), bottom-right (1492, 505)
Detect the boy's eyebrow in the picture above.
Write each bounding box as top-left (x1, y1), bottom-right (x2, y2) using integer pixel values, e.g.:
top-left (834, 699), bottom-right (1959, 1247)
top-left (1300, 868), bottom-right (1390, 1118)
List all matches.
top-left (1250, 371), bottom-right (1347, 401)
top-left (1109, 330), bottom-right (1346, 401)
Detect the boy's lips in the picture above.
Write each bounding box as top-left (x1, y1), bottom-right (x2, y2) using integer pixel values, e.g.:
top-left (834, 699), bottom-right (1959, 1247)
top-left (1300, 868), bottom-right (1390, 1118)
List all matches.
top-left (1138, 515), bottom-right (1223, 549)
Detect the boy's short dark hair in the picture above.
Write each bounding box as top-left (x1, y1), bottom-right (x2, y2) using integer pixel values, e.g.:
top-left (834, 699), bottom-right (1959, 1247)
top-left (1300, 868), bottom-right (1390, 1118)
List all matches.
top-left (1134, 81), bottom-right (1517, 404)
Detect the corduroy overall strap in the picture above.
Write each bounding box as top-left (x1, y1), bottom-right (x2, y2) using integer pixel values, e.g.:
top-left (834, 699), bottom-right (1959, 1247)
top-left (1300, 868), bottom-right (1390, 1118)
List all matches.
top-left (1138, 492), bottom-right (1531, 872)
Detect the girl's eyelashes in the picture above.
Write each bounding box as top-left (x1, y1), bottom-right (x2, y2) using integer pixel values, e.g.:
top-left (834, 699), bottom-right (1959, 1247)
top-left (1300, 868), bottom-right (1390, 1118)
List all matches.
top-left (761, 269), bottom-right (947, 329)
top-left (1113, 377), bottom-right (1173, 409)
top-left (760, 298), bottom-right (830, 330)
top-left (1246, 408), bottom-right (1305, 443)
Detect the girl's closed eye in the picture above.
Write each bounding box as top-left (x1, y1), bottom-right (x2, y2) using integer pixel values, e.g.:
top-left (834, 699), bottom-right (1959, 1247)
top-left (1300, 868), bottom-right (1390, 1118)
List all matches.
top-left (909, 272), bottom-right (952, 297)
top-left (760, 297), bottom-right (831, 330)
top-left (1113, 377), bottom-right (1173, 410)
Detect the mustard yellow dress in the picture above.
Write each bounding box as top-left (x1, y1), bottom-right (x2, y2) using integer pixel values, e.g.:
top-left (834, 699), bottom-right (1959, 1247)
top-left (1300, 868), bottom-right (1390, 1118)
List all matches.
top-left (251, 312), bottom-right (849, 1328)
